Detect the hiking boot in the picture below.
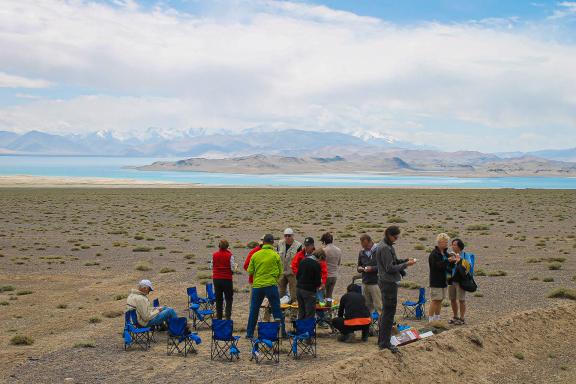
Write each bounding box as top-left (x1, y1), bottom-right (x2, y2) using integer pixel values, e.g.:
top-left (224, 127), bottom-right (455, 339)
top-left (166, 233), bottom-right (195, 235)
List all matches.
top-left (379, 344), bottom-right (399, 353)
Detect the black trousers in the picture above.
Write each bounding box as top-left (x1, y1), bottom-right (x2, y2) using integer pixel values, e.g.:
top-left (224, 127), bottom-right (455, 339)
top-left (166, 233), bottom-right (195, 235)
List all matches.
top-left (213, 279), bottom-right (233, 320)
top-left (297, 288), bottom-right (317, 320)
top-left (332, 317), bottom-right (369, 339)
top-left (378, 281), bottom-right (398, 348)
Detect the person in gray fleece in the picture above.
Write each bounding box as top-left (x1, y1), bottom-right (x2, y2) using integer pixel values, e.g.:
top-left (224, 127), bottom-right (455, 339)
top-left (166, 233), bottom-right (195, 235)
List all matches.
top-left (374, 226), bottom-right (417, 352)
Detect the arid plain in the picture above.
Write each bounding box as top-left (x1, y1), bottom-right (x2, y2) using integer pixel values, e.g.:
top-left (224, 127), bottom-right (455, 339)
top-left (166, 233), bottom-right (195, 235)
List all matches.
top-left (1, 188), bottom-right (575, 383)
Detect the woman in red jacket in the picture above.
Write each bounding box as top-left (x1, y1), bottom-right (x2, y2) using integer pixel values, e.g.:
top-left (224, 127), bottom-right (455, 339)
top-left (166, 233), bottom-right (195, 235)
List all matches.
top-left (212, 239), bottom-right (235, 320)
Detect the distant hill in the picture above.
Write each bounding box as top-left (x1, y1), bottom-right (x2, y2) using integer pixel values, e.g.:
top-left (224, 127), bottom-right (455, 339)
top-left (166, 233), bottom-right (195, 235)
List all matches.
top-left (0, 128), bottom-right (423, 157)
top-left (137, 152), bottom-right (576, 176)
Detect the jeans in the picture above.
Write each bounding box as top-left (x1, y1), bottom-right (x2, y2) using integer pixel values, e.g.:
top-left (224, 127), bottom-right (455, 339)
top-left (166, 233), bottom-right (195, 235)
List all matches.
top-left (213, 279), bottom-right (233, 320)
top-left (246, 285), bottom-right (285, 338)
top-left (332, 317), bottom-right (369, 339)
top-left (378, 282), bottom-right (398, 349)
top-left (148, 307), bottom-right (178, 326)
top-left (297, 288), bottom-right (317, 320)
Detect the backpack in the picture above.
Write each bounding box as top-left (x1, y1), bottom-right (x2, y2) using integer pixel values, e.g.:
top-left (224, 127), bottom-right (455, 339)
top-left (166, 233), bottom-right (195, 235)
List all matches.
top-left (454, 261), bottom-right (477, 292)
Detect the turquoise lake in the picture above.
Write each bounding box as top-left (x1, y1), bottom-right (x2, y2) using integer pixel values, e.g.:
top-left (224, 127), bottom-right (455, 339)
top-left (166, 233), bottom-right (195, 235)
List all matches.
top-left (1, 156), bottom-right (575, 188)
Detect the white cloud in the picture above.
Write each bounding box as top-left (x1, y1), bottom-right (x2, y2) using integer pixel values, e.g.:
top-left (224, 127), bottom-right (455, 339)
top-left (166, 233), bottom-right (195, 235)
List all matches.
top-left (549, 1), bottom-right (576, 19)
top-left (0, 0), bottom-right (575, 151)
top-left (0, 71), bottom-right (51, 88)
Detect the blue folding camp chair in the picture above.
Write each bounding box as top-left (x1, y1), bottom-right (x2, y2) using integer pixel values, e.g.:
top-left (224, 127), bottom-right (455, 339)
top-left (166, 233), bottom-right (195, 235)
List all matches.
top-left (167, 317), bottom-right (202, 357)
top-left (369, 311), bottom-right (379, 336)
top-left (123, 310), bottom-right (151, 351)
top-left (250, 322), bottom-right (281, 364)
top-left (189, 303), bottom-right (214, 330)
top-left (187, 287), bottom-right (209, 316)
top-left (211, 319), bottom-right (241, 361)
top-left (205, 282), bottom-right (216, 310)
top-left (402, 287), bottom-right (426, 320)
top-left (288, 318), bottom-right (316, 360)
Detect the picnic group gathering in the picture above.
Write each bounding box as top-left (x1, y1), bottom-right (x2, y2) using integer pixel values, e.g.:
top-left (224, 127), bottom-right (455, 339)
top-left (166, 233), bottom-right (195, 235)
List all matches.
top-left (124, 226), bottom-right (477, 361)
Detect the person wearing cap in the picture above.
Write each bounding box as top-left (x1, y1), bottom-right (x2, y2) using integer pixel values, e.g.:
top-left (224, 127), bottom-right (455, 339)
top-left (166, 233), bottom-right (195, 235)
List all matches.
top-left (276, 228), bottom-right (302, 303)
top-left (295, 237), bottom-right (322, 319)
top-left (320, 232), bottom-right (342, 301)
top-left (126, 279), bottom-right (178, 327)
top-left (246, 234), bottom-right (286, 339)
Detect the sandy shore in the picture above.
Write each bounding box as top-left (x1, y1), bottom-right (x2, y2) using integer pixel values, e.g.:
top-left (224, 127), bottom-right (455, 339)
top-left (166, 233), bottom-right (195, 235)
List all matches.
top-left (0, 175), bottom-right (498, 189)
top-left (0, 175), bottom-right (193, 188)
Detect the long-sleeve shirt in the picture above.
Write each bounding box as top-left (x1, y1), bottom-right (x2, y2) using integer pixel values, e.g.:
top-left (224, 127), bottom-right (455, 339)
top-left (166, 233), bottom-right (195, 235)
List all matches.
top-left (323, 243), bottom-right (342, 278)
top-left (291, 249), bottom-right (328, 285)
top-left (296, 256), bottom-right (322, 292)
top-left (244, 246), bottom-right (261, 284)
top-left (429, 246), bottom-right (451, 288)
top-left (357, 243), bottom-right (378, 285)
top-left (375, 240), bottom-right (408, 284)
top-left (247, 244), bottom-right (283, 288)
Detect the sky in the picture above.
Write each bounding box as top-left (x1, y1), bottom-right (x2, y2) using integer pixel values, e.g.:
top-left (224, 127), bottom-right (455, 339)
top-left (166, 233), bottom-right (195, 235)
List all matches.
top-left (0, 0), bottom-right (575, 152)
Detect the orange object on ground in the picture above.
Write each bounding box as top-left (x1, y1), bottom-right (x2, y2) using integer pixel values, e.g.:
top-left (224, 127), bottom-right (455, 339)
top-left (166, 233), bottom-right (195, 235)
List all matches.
top-left (344, 317), bottom-right (371, 326)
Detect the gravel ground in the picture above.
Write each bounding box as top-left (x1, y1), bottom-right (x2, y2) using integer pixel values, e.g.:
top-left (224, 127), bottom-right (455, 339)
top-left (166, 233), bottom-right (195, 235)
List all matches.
top-left (1, 188), bottom-right (575, 383)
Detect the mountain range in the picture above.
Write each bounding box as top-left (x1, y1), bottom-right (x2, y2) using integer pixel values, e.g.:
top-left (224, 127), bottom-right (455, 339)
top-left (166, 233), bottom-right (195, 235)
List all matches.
top-left (0, 129), bottom-right (574, 164)
top-left (0, 128), bottom-right (423, 157)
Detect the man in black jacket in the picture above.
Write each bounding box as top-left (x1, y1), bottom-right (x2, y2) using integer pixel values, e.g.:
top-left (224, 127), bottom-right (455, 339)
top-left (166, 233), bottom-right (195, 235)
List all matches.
top-left (357, 234), bottom-right (381, 315)
top-left (374, 226), bottom-right (416, 353)
top-left (296, 237), bottom-right (322, 320)
top-left (332, 284), bottom-right (372, 342)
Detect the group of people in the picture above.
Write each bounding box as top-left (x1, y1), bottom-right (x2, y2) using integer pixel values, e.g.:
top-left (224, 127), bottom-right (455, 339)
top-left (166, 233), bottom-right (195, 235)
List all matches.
top-left (126, 226), bottom-right (475, 354)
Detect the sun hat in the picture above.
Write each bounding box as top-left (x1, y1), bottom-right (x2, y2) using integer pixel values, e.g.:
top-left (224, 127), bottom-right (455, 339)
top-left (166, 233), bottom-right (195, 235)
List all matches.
top-left (139, 279), bottom-right (154, 291)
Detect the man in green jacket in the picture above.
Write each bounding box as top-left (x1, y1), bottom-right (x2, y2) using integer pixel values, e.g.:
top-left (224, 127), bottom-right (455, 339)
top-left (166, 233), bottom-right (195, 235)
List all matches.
top-left (246, 233), bottom-right (286, 338)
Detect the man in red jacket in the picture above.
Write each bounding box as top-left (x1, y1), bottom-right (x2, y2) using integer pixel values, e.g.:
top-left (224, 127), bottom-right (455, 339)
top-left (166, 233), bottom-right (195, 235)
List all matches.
top-left (212, 239), bottom-right (235, 320)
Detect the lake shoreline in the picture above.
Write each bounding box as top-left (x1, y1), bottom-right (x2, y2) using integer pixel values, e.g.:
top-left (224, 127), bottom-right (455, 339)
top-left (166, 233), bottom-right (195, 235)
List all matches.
top-left (0, 175), bottom-right (569, 190)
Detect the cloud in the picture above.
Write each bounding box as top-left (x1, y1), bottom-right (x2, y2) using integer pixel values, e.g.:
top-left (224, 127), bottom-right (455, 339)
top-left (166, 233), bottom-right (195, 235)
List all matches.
top-left (0, 71), bottom-right (51, 88)
top-left (0, 0), bottom-right (575, 151)
top-left (549, 1), bottom-right (576, 19)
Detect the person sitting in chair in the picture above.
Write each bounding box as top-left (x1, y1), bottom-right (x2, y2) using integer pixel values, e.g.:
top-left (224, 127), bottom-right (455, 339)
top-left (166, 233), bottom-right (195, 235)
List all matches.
top-left (126, 279), bottom-right (178, 328)
top-left (331, 284), bottom-right (371, 342)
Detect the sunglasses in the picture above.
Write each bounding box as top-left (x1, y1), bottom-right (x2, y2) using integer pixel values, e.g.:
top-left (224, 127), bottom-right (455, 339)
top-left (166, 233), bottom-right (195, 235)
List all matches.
top-left (284, 234), bottom-right (293, 237)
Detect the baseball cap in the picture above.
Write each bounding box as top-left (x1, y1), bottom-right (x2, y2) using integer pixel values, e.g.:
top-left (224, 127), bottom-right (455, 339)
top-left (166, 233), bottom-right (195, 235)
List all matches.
top-left (263, 234), bottom-right (275, 244)
top-left (283, 228), bottom-right (294, 235)
top-left (139, 279), bottom-right (154, 291)
top-left (303, 237), bottom-right (314, 246)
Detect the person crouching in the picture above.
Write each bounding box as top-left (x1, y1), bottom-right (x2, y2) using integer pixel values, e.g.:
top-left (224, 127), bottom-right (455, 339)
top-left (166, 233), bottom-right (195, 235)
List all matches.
top-left (332, 283), bottom-right (371, 342)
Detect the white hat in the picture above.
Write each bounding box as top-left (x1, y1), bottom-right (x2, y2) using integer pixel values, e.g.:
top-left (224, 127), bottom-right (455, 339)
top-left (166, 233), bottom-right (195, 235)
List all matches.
top-left (139, 279), bottom-right (154, 291)
top-left (283, 228), bottom-right (294, 235)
